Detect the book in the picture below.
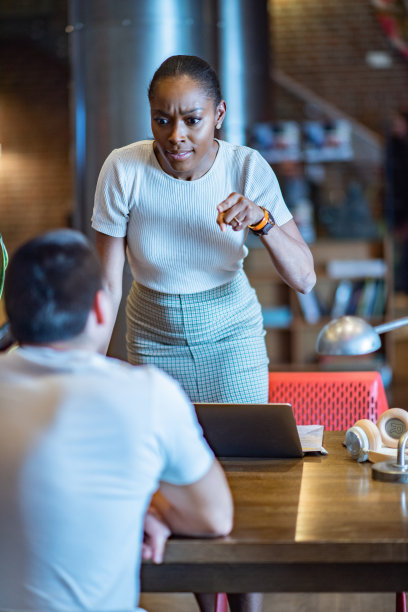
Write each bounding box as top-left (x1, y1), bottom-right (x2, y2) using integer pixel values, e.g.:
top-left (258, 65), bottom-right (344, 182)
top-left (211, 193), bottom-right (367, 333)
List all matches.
top-left (331, 279), bottom-right (353, 317)
top-left (345, 281), bottom-right (365, 316)
top-left (297, 289), bottom-right (321, 324)
top-left (327, 258), bottom-right (387, 279)
top-left (356, 279), bottom-right (378, 317)
top-left (262, 306), bottom-right (292, 329)
top-left (372, 280), bottom-right (387, 317)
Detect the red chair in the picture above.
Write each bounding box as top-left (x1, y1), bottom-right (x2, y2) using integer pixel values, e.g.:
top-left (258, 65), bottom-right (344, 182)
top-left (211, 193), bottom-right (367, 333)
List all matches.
top-left (215, 593), bottom-right (228, 612)
top-left (268, 370), bottom-right (389, 430)
top-left (269, 370), bottom-right (405, 612)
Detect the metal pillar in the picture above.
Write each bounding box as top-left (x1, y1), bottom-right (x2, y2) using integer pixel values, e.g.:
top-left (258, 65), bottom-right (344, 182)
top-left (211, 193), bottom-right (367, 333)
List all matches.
top-left (218, 0), bottom-right (271, 144)
top-left (68, 0), bottom-right (271, 359)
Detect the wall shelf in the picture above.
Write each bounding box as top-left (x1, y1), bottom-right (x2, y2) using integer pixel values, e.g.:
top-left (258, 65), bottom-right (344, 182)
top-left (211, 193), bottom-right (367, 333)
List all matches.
top-left (244, 237), bottom-right (394, 375)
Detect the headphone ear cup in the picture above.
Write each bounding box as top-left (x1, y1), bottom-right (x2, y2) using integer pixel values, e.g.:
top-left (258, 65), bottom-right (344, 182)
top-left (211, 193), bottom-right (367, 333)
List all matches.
top-left (344, 419), bottom-right (381, 461)
top-left (377, 408), bottom-right (408, 449)
top-left (353, 419), bottom-right (382, 451)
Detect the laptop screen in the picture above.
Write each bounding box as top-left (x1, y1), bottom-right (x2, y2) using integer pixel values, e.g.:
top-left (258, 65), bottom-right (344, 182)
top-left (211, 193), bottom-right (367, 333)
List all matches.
top-left (194, 402), bottom-right (303, 459)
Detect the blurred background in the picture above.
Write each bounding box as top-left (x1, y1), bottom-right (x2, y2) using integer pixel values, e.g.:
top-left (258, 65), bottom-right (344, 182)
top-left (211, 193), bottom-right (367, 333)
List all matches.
top-left (1, 0), bottom-right (408, 399)
top-left (1, 4), bottom-right (408, 610)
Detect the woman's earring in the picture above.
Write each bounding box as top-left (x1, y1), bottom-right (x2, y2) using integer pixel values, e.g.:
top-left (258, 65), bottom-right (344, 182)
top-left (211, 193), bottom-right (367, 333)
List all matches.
top-left (216, 123), bottom-right (222, 130)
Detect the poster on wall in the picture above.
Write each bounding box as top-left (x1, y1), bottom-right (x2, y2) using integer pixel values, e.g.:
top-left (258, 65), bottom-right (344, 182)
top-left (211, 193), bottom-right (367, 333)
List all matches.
top-left (303, 119), bottom-right (353, 162)
top-left (248, 121), bottom-right (301, 163)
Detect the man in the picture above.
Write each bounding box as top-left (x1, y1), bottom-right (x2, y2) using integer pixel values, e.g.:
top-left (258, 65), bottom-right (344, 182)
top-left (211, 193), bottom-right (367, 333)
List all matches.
top-left (0, 229), bottom-right (233, 611)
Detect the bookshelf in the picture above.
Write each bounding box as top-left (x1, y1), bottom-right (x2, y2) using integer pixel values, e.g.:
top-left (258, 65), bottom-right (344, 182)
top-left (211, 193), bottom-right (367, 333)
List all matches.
top-left (244, 237), bottom-right (394, 375)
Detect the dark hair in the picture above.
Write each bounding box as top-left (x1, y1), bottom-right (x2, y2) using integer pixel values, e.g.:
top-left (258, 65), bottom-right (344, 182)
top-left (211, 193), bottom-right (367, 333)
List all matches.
top-left (148, 55), bottom-right (222, 107)
top-left (4, 229), bottom-right (103, 344)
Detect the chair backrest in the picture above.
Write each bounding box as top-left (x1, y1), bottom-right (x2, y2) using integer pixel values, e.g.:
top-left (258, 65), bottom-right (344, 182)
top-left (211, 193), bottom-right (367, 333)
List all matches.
top-left (268, 371), bottom-right (389, 430)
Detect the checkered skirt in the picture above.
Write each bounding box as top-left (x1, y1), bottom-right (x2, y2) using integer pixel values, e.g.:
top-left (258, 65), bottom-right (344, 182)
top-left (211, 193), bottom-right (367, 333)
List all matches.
top-left (125, 270), bottom-right (269, 403)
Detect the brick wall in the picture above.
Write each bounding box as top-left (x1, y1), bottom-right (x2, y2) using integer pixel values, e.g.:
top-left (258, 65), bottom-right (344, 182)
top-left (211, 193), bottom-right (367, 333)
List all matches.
top-left (0, 39), bottom-right (72, 257)
top-left (0, 0), bottom-right (71, 260)
top-left (1, 0), bottom-right (407, 259)
top-left (270, 0), bottom-right (408, 134)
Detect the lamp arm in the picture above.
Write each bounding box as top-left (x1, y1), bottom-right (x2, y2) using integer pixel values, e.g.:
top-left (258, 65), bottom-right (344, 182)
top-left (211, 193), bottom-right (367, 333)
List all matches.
top-left (374, 316), bottom-right (408, 335)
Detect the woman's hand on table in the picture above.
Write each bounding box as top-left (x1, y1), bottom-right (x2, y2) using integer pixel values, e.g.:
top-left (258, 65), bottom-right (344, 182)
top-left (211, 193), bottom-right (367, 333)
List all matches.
top-left (216, 193), bottom-right (264, 232)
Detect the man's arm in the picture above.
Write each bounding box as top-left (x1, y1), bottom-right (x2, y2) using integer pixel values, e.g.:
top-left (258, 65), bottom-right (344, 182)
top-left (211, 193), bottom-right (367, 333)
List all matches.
top-left (142, 511), bottom-right (172, 564)
top-left (152, 460), bottom-right (233, 537)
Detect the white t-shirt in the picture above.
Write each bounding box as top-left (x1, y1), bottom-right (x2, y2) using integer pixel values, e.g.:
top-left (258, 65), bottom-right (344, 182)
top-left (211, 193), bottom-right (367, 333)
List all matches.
top-left (0, 347), bottom-right (214, 611)
top-left (92, 139), bottom-right (292, 293)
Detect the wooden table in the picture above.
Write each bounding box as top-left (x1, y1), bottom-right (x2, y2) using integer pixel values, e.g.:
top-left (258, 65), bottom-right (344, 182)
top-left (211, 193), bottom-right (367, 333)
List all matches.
top-left (141, 432), bottom-right (408, 593)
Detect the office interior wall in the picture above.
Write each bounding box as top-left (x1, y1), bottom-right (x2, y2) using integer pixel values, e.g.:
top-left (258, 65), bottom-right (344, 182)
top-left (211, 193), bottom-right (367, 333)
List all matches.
top-left (271, 0), bottom-right (408, 133)
top-left (1, 0), bottom-right (408, 325)
top-left (0, 1), bottom-right (71, 257)
top-left (2, 1), bottom-right (405, 254)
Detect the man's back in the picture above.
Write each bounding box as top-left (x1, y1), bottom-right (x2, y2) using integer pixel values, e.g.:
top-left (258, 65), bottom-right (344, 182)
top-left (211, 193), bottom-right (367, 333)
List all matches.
top-left (0, 347), bottom-right (213, 610)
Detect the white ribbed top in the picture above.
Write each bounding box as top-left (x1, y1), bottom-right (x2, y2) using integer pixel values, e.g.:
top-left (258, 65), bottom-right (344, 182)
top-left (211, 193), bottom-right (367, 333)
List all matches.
top-left (92, 139), bottom-right (292, 293)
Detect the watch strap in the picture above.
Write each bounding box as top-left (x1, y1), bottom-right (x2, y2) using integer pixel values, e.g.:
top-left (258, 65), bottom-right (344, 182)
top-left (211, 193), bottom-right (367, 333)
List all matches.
top-left (248, 207), bottom-right (275, 236)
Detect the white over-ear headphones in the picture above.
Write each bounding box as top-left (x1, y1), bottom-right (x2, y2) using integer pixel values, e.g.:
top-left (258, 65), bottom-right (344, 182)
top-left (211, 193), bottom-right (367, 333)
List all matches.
top-left (344, 408), bottom-right (408, 462)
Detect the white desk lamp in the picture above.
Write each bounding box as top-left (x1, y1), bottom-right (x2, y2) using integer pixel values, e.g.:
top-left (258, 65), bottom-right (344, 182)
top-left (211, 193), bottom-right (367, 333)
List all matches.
top-left (316, 314), bottom-right (408, 482)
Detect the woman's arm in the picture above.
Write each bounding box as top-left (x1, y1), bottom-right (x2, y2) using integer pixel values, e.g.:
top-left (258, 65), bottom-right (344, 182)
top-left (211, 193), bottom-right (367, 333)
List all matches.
top-left (217, 194), bottom-right (316, 294)
top-left (94, 231), bottom-right (127, 352)
top-left (259, 218), bottom-right (316, 294)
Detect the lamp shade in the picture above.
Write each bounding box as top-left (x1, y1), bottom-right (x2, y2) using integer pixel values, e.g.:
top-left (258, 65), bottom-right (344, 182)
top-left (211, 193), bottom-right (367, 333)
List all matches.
top-left (316, 314), bottom-right (408, 355)
top-left (316, 316), bottom-right (381, 355)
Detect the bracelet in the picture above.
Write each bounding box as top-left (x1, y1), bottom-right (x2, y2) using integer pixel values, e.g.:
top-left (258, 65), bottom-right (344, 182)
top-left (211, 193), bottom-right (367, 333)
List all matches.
top-left (248, 207), bottom-right (268, 231)
top-left (248, 207), bottom-right (275, 236)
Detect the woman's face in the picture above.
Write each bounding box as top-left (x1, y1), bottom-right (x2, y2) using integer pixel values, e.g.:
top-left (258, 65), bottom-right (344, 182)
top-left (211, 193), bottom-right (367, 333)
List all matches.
top-left (150, 75), bottom-right (226, 180)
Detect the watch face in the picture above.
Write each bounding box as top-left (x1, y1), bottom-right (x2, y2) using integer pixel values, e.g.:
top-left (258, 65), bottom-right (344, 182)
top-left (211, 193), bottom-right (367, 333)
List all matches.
top-left (259, 220), bottom-right (274, 235)
top-left (259, 210), bottom-right (275, 234)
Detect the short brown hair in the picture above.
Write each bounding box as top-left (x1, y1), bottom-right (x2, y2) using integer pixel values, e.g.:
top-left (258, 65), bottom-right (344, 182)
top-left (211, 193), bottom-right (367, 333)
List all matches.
top-left (5, 229), bottom-right (103, 344)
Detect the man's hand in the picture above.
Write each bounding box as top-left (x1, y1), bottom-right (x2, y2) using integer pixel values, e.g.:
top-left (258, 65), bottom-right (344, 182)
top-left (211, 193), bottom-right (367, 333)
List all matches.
top-left (142, 511), bottom-right (171, 564)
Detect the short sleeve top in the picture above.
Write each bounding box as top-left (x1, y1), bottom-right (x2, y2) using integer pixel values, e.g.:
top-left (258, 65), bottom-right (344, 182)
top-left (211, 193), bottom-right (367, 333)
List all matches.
top-left (92, 139), bottom-right (292, 293)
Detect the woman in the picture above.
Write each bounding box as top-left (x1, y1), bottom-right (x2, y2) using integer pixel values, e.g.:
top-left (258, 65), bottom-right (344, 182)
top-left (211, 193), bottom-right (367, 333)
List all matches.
top-left (93, 54), bottom-right (315, 399)
top-left (92, 55), bottom-right (315, 612)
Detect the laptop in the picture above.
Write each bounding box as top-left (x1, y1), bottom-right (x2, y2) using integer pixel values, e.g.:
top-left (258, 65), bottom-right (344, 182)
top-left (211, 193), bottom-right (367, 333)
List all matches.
top-left (194, 402), bottom-right (303, 459)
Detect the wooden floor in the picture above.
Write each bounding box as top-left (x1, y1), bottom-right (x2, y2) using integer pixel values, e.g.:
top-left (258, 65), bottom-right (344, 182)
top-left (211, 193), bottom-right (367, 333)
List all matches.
top-left (140, 592), bottom-right (395, 611)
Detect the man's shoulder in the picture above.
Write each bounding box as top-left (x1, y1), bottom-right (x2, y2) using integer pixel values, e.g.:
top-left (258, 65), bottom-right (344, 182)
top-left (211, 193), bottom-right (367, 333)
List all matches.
top-left (0, 349), bottom-right (163, 388)
top-left (0, 349), bottom-right (17, 373)
top-left (0, 349), bottom-right (187, 419)
top-left (96, 355), bottom-right (168, 382)
top-left (85, 357), bottom-right (184, 405)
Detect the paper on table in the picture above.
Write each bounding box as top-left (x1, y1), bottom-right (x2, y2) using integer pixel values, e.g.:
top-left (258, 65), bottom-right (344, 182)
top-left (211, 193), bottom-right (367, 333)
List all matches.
top-left (297, 424), bottom-right (327, 454)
